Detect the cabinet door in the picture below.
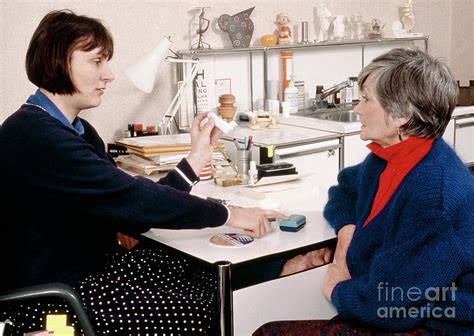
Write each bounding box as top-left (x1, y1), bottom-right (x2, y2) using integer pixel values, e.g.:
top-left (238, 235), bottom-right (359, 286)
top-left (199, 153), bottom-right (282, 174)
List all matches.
top-left (455, 117), bottom-right (474, 164)
top-left (343, 133), bottom-right (370, 168)
top-left (442, 119), bottom-right (455, 147)
top-left (233, 264), bottom-right (337, 336)
top-left (275, 142), bottom-right (339, 188)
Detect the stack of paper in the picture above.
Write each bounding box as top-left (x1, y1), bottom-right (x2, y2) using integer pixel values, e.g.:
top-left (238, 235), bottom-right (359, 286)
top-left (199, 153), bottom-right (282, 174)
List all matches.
top-left (116, 134), bottom-right (192, 156)
top-left (115, 134), bottom-right (192, 175)
top-left (116, 156), bottom-right (179, 175)
top-left (115, 135), bottom-right (229, 176)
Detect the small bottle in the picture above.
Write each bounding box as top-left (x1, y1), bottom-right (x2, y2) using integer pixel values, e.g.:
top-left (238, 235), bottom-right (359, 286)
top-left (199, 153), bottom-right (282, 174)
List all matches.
top-left (248, 161), bottom-right (259, 185)
top-left (350, 77), bottom-right (359, 101)
top-left (344, 86), bottom-right (353, 103)
top-left (284, 80), bottom-right (299, 114)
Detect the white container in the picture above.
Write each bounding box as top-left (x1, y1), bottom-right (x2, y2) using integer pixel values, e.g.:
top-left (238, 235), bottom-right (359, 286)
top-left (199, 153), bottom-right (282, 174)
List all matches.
top-left (341, 87), bottom-right (353, 104)
top-left (281, 101), bottom-right (291, 117)
top-left (284, 80), bottom-right (299, 114)
top-left (248, 161), bottom-right (259, 185)
top-left (351, 78), bottom-right (359, 101)
top-left (267, 99), bottom-right (280, 116)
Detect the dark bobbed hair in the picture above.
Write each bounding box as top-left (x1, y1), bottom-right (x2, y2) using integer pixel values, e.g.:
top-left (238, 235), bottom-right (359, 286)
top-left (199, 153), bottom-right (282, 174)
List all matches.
top-left (26, 9), bottom-right (114, 95)
top-left (358, 48), bottom-right (458, 138)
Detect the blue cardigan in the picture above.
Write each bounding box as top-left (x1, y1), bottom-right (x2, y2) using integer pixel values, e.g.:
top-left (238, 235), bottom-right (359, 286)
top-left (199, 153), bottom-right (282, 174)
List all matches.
top-left (324, 138), bottom-right (474, 335)
top-left (0, 105), bottom-right (228, 290)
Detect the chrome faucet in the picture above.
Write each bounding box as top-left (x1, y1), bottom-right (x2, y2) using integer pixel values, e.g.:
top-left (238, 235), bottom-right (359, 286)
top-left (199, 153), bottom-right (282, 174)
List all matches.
top-left (320, 78), bottom-right (354, 101)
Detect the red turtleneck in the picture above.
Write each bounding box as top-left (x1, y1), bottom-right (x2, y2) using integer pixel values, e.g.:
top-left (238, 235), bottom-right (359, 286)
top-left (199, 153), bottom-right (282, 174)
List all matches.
top-left (363, 136), bottom-right (434, 227)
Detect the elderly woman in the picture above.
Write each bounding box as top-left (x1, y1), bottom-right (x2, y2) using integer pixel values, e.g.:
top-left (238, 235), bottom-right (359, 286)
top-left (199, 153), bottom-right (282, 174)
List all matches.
top-left (254, 48), bottom-right (474, 335)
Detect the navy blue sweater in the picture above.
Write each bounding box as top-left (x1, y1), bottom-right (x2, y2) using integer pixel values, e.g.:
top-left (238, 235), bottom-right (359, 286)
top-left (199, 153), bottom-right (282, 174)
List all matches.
top-left (324, 138), bottom-right (474, 335)
top-left (0, 105), bottom-right (228, 290)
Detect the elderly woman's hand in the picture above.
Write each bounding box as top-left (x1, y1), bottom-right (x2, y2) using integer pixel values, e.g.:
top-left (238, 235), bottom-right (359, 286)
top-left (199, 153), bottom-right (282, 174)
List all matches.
top-left (322, 224), bottom-right (355, 301)
top-left (333, 224), bottom-right (355, 269)
top-left (187, 113), bottom-right (222, 175)
top-left (323, 263), bottom-right (351, 301)
top-left (279, 248), bottom-right (333, 276)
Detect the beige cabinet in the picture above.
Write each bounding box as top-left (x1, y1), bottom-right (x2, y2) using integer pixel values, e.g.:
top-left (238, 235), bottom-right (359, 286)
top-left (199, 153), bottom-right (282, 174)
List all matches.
top-left (274, 141), bottom-right (340, 186)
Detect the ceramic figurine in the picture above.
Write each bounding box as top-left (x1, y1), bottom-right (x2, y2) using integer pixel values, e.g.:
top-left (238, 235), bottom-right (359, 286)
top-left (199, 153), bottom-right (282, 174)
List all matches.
top-left (191, 7), bottom-right (211, 50)
top-left (368, 18), bottom-right (384, 39)
top-left (218, 7), bottom-right (255, 48)
top-left (316, 4), bottom-right (331, 42)
top-left (275, 12), bottom-right (291, 45)
top-left (250, 110), bottom-right (278, 130)
top-left (398, 0), bottom-right (415, 32)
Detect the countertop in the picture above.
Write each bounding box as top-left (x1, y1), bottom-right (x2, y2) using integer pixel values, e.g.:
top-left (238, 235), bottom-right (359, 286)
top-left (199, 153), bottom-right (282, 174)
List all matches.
top-left (276, 105), bottom-right (474, 134)
top-left (224, 123), bottom-right (340, 147)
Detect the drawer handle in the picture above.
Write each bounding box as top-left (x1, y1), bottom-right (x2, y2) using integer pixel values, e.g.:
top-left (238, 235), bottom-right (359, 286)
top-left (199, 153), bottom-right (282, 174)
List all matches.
top-left (277, 145), bottom-right (340, 159)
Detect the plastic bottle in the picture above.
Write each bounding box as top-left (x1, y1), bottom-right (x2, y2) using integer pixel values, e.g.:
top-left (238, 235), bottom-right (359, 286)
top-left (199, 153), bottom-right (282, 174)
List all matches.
top-left (248, 161), bottom-right (259, 185)
top-left (281, 51), bottom-right (293, 101)
top-left (284, 80), bottom-right (299, 114)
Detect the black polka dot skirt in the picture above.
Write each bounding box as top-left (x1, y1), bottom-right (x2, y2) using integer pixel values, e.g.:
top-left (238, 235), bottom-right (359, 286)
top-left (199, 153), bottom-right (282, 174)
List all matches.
top-left (1, 243), bottom-right (218, 335)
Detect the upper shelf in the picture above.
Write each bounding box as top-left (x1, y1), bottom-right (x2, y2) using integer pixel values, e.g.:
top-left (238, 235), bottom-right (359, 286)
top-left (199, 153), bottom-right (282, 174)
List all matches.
top-left (178, 35), bottom-right (428, 57)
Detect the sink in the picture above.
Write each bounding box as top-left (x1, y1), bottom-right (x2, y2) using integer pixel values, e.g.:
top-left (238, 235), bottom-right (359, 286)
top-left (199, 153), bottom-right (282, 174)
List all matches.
top-left (311, 110), bottom-right (360, 122)
top-left (295, 108), bottom-right (360, 123)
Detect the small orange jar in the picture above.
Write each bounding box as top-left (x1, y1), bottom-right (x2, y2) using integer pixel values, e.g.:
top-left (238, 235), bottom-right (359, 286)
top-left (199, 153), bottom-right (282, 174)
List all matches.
top-left (260, 34), bottom-right (277, 47)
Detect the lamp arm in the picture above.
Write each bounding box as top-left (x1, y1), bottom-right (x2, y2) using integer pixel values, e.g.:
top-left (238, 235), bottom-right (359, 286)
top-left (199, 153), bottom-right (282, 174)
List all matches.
top-left (159, 59), bottom-right (199, 134)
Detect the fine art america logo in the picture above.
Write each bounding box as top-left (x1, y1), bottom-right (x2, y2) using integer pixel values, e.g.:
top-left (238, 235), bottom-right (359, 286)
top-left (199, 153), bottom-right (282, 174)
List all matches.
top-left (377, 282), bottom-right (457, 319)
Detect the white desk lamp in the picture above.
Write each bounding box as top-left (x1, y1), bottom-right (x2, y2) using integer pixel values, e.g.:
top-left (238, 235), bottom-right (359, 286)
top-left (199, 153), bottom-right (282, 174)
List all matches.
top-left (125, 36), bottom-right (199, 134)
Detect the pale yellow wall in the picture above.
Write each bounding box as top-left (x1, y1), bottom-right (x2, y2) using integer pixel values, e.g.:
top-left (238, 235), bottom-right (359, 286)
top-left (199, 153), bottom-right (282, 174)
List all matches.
top-left (1, 0), bottom-right (473, 143)
top-left (450, 0), bottom-right (474, 86)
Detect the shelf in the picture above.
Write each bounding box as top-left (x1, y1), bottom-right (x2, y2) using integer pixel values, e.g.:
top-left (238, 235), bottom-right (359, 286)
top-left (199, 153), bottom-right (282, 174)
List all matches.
top-left (174, 35), bottom-right (429, 132)
top-left (178, 36), bottom-right (428, 57)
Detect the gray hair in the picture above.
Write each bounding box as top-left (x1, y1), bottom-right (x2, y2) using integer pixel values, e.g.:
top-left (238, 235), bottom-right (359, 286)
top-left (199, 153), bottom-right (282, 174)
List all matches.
top-left (358, 48), bottom-right (458, 138)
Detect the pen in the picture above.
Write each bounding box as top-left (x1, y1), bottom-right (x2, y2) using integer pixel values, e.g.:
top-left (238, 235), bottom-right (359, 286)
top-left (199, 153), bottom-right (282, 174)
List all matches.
top-left (247, 135), bottom-right (253, 151)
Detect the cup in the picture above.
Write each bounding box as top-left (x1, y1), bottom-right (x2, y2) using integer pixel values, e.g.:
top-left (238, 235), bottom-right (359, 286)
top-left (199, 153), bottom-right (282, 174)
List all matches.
top-left (300, 21), bottom-right (309, 44)
top-left (236, 149), bottom-right (251, 176)
top-left (267, 99), bottom-right (280, 116)
top-left (281, 101), bottom-right (291, 117)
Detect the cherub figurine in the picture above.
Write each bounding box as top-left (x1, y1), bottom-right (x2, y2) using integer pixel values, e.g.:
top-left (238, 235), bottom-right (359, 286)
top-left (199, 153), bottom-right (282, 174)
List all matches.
top-left (275, 12), bottom-right (291, 44)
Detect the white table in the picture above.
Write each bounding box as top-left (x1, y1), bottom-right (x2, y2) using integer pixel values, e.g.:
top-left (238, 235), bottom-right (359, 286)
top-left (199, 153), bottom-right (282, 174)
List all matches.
top-left (142, 174), bottom-right (338, 335)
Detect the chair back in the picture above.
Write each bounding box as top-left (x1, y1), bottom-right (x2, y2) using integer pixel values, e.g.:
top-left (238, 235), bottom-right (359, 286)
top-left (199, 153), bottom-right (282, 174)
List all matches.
top-left (0, 283), bottom-right (96, 336)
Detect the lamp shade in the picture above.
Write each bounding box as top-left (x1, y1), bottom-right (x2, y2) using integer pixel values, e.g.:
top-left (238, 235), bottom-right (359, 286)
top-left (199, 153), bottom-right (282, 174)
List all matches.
top-left (125, 36), bottom-right (172, 93)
